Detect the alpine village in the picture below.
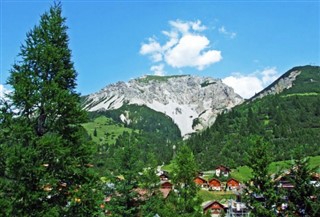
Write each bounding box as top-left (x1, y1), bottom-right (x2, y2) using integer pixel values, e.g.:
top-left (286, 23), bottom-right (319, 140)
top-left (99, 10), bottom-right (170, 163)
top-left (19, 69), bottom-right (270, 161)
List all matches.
top-left (1, 2), bottom-right (319, 217)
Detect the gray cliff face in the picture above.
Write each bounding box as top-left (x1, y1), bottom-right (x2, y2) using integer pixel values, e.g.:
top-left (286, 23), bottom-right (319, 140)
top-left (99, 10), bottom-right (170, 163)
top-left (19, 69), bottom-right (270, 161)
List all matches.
top-left (251, 70), bottom-right (301, 100)
top-left (83, 75), bottom-right (243, 136)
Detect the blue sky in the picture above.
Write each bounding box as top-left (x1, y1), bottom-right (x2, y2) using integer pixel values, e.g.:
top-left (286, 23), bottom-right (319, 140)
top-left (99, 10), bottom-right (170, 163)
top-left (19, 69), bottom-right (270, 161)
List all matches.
top-left (1, 0), bottom-right (319, 98)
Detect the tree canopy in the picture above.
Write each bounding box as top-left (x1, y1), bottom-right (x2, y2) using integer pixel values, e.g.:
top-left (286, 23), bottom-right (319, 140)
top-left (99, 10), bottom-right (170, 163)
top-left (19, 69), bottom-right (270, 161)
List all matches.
top-left (0, 3), bottom-right (102, 216)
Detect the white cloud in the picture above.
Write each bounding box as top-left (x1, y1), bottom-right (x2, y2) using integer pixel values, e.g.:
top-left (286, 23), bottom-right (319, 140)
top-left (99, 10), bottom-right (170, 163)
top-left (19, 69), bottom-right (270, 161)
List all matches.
top-left (165, 35), bottom-right (222, 70)
top-left (223, 75), bottom-right (263, 99)
top-left (150, 64), bottom-right (165, 76)
top-left (168, 20), bottom-right (206, 35)
top-left (191, 20), bottom-right (207, 32)
top-left (140, 19), bottom-right (221, 72)
top-left (218, 26), bottom-right (237, 39)
top-left (139, 38), bottom-right (162, 62)
top-left (222, 67), bottom-right (280, 99)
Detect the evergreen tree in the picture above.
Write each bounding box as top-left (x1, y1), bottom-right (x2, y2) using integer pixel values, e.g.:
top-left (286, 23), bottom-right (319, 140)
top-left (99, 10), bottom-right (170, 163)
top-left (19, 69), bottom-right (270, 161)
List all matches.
top-left (139, 153), bottom-right (163, 216)
top-left (172, 145), bottom-right (203, 216)
top-left (106, 132), bottom-right (143, 216)
top-left (285, 153), bottom-right (320, 216)
top-left (0, 3), bottom-right (102, 216)
top-left (243, 137), bottom-right (281, 217)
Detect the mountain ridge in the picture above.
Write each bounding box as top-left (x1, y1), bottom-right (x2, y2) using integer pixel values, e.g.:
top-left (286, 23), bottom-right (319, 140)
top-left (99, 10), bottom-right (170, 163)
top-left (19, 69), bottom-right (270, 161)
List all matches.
top-left (250, 65), bottom-right (320, 100)
top-left (83, 75), bottom-right (243, 136)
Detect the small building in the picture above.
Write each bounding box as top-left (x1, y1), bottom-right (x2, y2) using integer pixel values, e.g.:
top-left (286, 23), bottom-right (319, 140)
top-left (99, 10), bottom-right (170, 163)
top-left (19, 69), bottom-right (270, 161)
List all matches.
top-left (159, 173), bottom-right (169, 181)
top-left (160, 181), bottom-right (173, 189)
top-left (226, 199), bottom-right (250, 217)
top-left (208, 178), bottom-right (222, 191)
top-left (203, 200), bottom-right (226, 216)
top-left (226, 178), bottom-right (240, 190)
top-left (194, 176), bottom-right (208, 188)
top-left (274, 172), bottom-right (295, 190)
top-left (215, 165), bottom-right (231, 177)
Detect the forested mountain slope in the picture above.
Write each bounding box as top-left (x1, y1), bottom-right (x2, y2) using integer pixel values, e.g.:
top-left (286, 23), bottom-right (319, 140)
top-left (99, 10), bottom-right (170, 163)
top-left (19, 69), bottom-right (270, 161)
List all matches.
top-left (186, 65), bottom-right (320, 170)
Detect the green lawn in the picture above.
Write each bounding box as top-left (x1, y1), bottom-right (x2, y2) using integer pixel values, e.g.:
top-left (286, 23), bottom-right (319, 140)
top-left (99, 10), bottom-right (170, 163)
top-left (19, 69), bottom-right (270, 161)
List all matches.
top-left (82, 116), bottom-right (132, 145)
top-left (198, 190), bottom-right (235, 202)
top-left (230, 166), bottom-right (253, 183)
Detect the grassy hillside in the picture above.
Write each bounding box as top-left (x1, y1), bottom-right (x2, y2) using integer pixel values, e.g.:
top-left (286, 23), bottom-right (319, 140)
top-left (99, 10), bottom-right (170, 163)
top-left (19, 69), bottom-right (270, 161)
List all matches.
top-left (82, 116), bottom-right (133, 145)
top-left (232, 155), bottom-right (320, 183)
top-left (83, 104), bottom-right (181, 170)
top-left (89, 104), bottom-right (181, 142)
top-left (186, 65), bottom-right (320, 170)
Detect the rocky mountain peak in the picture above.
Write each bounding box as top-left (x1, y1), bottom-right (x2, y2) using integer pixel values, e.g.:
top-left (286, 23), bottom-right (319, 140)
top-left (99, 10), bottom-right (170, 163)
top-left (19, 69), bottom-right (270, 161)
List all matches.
top-left (83, 75), bottom-right (243, 136)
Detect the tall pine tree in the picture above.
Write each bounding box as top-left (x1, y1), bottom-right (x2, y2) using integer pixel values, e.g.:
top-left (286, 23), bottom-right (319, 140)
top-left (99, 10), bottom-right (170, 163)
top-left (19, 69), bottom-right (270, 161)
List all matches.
top-left (0, 2), bottom-right (102, 216)
top-left (243, 137), bottom-right (281, 217)
top-left (285, 153), bottom-right (320, 216)
top-left (172, 145), bottom-right (203, 216)
top-left (105, 132), bottom-right (143, 216)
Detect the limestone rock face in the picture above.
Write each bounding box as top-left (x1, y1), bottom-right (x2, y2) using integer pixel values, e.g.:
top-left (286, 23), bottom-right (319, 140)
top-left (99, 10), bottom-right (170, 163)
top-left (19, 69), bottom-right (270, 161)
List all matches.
top-left (251, 70), bottom-right (301, 100)
top-left (83, 75), bottom-right (243, 136)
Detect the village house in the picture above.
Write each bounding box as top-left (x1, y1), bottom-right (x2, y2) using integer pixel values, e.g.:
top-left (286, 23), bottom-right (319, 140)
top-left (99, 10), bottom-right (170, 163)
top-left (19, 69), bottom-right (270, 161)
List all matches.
top-left (226, 178), bottom-right (240, 191)
top-left (159, 173), bottom-right (169, 181)
top-left (160, 181), bottom-right (173, 189)
top-left (208, 178), bottom-right (222, 191)
top-left (273, 170), bottom-right (295, 190)
top-left (215, 165), bottom-right (231, 177)
top-left (203, 200), bottom-right (227, 216)
top-left (194, 176), bottom-right (208, 188)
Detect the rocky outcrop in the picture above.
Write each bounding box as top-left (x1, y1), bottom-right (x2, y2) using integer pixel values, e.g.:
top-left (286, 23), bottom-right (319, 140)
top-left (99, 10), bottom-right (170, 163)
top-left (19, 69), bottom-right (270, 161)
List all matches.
top-left (83, 75), bottom-right (243, 136)
top-left (251, 70), bottom-right (301, 100)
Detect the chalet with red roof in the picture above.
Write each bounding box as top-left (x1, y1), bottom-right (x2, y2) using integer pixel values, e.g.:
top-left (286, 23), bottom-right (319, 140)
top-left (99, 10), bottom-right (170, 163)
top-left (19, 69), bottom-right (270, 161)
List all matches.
top-left (208, 178), bottom-right (222, 191)
top-left (226, 178), bottom-right (240, 190)
top-left (203, 200), bottom-right (226, 215)
top-left (194, 176), bottom-right (208, 188)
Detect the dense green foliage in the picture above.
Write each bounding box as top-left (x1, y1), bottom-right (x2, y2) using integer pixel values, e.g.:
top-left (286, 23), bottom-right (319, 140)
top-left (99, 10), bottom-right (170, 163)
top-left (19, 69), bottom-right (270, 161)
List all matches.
top-left (285, 152), bottom-right (320, 216)
top-left (243, 137), bottom-right (281, 217)
top-left (171, 145), bottom-right (203, 216)
top-left (103, 133), bottom-right (206, 217)
top-left (105, 132), bottom-right (143, 216)
top-left (0, 3), bottom-right (102, 216)
top-left (186, 66), bottom-right (320, 170)
top-left (243, 139), bottom-right (319, 217)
